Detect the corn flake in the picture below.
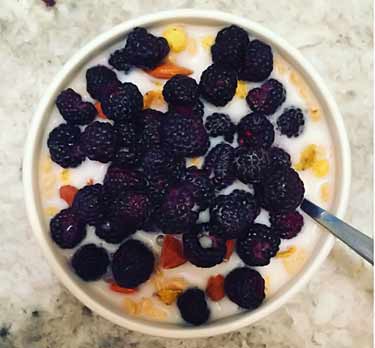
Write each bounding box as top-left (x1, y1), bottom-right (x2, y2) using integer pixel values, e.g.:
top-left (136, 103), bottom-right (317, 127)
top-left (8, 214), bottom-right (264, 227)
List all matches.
top-left (235, 80), bottom-right (247, 99)
top-left (60, 169), bottom-right (70, 185)
top-left (276, 246), bottom-right (297, 259)
top-left (143, 90), bottom-right (165, 109)
top-left (312, 159), bottom-right (329, 177)
top-left (201, 35), bottom-right (215, 50)
top-left (163, 25), bottom-right (188, 53)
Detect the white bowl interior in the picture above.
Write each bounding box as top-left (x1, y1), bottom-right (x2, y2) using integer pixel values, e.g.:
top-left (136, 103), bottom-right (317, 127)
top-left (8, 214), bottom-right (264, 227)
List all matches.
top-left (24, 10), bottom-right (351, 338)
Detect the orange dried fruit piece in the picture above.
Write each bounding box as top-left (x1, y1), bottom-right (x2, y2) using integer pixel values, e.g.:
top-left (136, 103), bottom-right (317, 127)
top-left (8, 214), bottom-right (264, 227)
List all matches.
top-left (156, 288), bottom-right (182, 305)
top-left (95, 102), bottom-right (107, 119)
top-left (145, 61), bottom-right (193, 79)
top-left (224, 240), bottom-right (235, 261)
top-left (159, 235), bottom-right (187, 269)
top-left (109, 282), bottom-right (138, 294)
top-left (59, 185), bottom-right (78, 206)
top-left (206, 274), bottom-right (225, 301)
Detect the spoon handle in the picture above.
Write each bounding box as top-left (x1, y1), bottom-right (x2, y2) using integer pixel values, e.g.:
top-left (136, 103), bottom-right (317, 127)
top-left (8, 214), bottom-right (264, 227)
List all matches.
top-left (301, 199), bottom-right (373, 265)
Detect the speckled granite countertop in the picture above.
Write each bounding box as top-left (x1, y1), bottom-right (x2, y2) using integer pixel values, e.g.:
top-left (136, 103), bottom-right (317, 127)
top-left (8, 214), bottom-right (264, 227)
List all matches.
top-left (0, 0), bottom-right (372, 347)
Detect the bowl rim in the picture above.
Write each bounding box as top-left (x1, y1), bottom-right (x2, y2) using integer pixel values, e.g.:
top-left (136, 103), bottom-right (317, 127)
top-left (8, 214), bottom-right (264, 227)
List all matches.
top-left (23, 9), bottom-right (351, 338)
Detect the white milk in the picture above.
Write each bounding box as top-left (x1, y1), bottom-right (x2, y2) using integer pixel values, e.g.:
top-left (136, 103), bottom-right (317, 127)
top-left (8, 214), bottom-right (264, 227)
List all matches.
top-left (39, 23), bottom-right (335, 323)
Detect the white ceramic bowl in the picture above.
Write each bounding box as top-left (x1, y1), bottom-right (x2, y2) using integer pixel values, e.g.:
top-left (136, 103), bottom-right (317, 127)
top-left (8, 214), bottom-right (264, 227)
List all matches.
top-left (23, 9), bottom-right (351, 338)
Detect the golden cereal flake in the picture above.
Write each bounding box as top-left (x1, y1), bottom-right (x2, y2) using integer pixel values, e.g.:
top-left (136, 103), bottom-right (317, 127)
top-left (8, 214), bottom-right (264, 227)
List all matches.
top-left (201, 35), bottom-right (215, 50)
top-left (320, 182), bottom-right (330, 202)
top-left (123, 298), bottom-right (167, 320)
top-left (276, 246), bottom-right (297, 258)
top-left (45, 206), bottom-right (59, 217)
top-left (163, 25), bottom-right (188, 53)
top-left (187, 156), bottom-right (203, 168)
top-left (282, 248), bottom-right (308, 275)
top-left (156, 288), bottom-right (183, 305)
top-left (235, 80), bottom-right (247, 99)
top-left (138, 298), bottom-right (168, 320)
top-left (294, 144), bottom-right (318, 171)
top-left (309, 106), bottom-right (321, 122)
top-left (312, 159), bottom-right (329, 177)
top-left (123, 298), bottom-right (138, 315)
top-left (143, 90), bottom-right (165, 109)
top-left (60, 168), bottom-right (70, 185)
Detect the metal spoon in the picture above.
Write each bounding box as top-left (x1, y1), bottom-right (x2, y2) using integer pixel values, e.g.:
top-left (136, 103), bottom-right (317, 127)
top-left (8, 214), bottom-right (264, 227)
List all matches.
top-left (301, 199), bottom-right (373, 265)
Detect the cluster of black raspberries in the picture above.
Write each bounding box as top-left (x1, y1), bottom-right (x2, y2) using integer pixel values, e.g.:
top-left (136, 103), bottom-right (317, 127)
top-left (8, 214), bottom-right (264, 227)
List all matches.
top-left (48, 25), bottom-right (306, 326)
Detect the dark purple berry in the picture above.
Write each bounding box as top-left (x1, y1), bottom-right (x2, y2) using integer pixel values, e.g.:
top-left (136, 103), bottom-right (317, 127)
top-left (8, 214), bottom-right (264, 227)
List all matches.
top-left (147, 175), bottom-right (170, 207)
top-left (112, 145), bottom-right (141, 168)
top-left (183, 224), bottom-right (226, 268)
top-left (246, 78), bottom-right (286, 115)
top-left (50, 208), bottom-right (86, 249)
top-left (277, 107), bottom-right (305, 137)
top-left (71, 244), bottom-right (109, 281)
top-left (161, 112), bottom-right (209, 157)
top-left (113, 121), bottom-right (137, 148)
top-left (234, 147), bottom-right (270, 184)
top-left (239, 40), bottom-right (273, 82)
top-left (177, 288), bottom-right (210, 325)
top-left (85, 65), bottom-right (120, 101)
top-left (205, 113), bottom-right (235, 143)
top-left (103, 166), bottom-right (147, 198)
top-left (134, 109), bottom-right (164, 151)
top-left (163, 75), bottom-right (199, 105)
top-left (224, 267), bottom-right (265, 309)
top-left (180, 167), bottom-right (214, 211)
top-left (237, 112), bottom-right (275, 149)
top-left (47, 123), bottom-right (85, 168)
top-left (111, 239), bottom-right (155, 288)
top-left (81, 121), bottom-right (117, 163)
top-left (203, 143), bottom-right (236, 190)
top-left (269, 211), bottom-right (304, 239)
top-left (141, 147), bottom-right (185, 180)
top-left (56, 88), bottom-right (97, 125)
top-left (199, 64), bottom-right (237, 106)
top-left (72, 184), bottom-right (105, 225)
top-left (101, 82), bottom-right (143, 123)
top-left (236, 223), bottom-right (280, 266)
top-left (108, 191), bottom-right (152, 230)
top-left (268, 147), bottom-right (291, 172)
top-left (156, 184), bottom-right (198, 234)
top-left (255, 168), bottom-right (305, 212)
top-left (210, 190), bottom-right (260, 240)
top-left (211, 25), bottom-right (250, 71)
top-left (168, 100), bottom-right (204, 119)
top-left (108, 49), bottom-right (131, 72)
top-left (95, 219), bottom-right (135, 244)
top-left (115, 27), bottom-right (169, 70)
